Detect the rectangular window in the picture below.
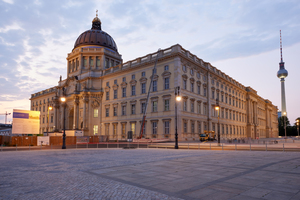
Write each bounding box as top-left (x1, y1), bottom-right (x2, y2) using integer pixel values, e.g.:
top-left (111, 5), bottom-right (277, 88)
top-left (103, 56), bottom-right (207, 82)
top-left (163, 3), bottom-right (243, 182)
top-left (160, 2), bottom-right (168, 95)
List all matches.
top-left (114, 90), bottom-right (117, 99)
top-left (113, 107), bottom-right (117, 116)
top-left (204, 87), bottom-right (207, 96)
top-left (152, 101), bottom-right (157, 112)
top-left (43, 106), bottom-right (45, 112)
top-left (122, 77), bottom-right (126, 82)
top-left (113, 123), bottom-right (117, 136)
top-left (164, 78), bottom-right (169, 90)
top-left (90, 57), bottom-right (94, 67)
top-left (191, 102), bottom-right (194, 112)
top-left (141, 83), bottom-right (146, 94)
top-left (122, 88), bottom-right (126, 97)
top-left (183, 80), bottom-right (187, 89)
top-left (197, 85), bottom-right (200, 94)
top-left (122, 105), bottom-right (126, 116)
top-left (184, 122), bottom-right (187, 133)
top-left (221, 94), bottom-right (224, 102)
top-left (106, 91), bottom-right (109, 100)
top-left (105, 58), bottom-right (109, 68)
top-left (43, 117), bottom-right (45, 124)
top-left (153, 68), bottom-right (157, 74)
top-left (204, 104), bottom-right (207, 115)
top-left (132, 74), bottom-right (135, 80)
top-left (152, 80), bottom-right (157, 92)
top-left (225, 97), bottom-right (228, 104)
top-left (142, 71), bottom-right (145, 77)
top-left (106, 82), bottom-right (109, 86)
top-left (183, 101), bottom-right (187, 111)
top-left (152, 122), bottom-right (157, 134)
top-left (131, 122), bottom-right (136, 136)
top-left (114, 79), bottom-right (117, 84)
top-left (142, 123), bottom-right (146, 136)
top-left (191, 122), bottom-right (195, 133)
top-left (131, 104), bottom-right (136, 115)
top-left (111, 60), bottom-right (114, 68)
top-left (164, 121), bottom-right (170, 134)
top-left (105, 124), bottom-right (109, 135)
top-left (191, 82), bottom-right (194, 92)
top-left (198, 122), bottom-right (201, 133)
top-left (83, 57), bottom-right (87, 68)
top-left (197, 103), bottom-right (201, 114)
top-left (94, 109), bottom-right (98, 117)
top-left (96, 57), bottom-right (100, 68)
top-left (141, 103), bottom-right (146, 113)
top-left (51, 116), bottom-right (53, 123)
top-left (131, 85), bottom-right (136, 96)
top-left (105, 108), bottom-right (109, 117)
top-left (212, 91), bottom-right (215, 99)
top-left (93, 125), bottom-right (98, 135)
top-left (164, 65), bottom-right (169, 71)
top-left (164, 99), bottom-right (170, 111)
top-left (122, 123), bottom-right (126, 137)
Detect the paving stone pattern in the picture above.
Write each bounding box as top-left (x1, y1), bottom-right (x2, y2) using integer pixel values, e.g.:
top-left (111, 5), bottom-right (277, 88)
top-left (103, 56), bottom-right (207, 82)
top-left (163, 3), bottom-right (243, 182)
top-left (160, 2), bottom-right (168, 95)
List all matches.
top-left (0, 149), bottom-right (300, 200)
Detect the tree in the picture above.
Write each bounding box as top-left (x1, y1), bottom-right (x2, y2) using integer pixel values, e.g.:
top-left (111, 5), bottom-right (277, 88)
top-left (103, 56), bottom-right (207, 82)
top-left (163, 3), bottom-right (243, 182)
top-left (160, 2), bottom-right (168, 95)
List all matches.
top-left (278, 116), bottom-right (290, 137)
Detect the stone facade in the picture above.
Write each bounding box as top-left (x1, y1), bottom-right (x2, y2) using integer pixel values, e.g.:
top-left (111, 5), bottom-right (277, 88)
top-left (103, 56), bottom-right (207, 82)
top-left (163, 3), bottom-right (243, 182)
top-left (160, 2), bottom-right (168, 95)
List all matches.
top-left (30, 18), bottom-right (278, 140)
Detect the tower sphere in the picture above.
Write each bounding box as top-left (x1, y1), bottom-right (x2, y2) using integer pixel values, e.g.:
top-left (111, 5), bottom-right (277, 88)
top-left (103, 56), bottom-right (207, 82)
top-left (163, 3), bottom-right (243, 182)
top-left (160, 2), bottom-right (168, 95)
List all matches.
top-left (277, 68), bottom-right (288, 79)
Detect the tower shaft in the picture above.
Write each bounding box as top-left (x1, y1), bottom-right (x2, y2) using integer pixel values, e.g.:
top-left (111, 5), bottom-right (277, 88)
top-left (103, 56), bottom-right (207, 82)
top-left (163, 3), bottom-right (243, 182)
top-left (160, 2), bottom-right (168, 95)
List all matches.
top-left (281, 78), bottom-right (287, 114)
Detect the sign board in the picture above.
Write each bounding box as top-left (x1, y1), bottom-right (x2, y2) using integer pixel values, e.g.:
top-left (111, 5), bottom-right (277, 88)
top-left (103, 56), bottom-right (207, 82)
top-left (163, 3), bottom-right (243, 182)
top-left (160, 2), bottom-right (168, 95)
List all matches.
top-left (37, 136), bottom-right (50, 146)
top-left (12, 109), bottom-right (40, 134)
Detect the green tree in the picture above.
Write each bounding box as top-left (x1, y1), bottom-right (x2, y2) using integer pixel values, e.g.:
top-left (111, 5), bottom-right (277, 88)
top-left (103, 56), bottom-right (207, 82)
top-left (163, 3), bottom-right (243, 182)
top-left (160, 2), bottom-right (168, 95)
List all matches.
top-left (278, 116), bottom-right (290, 137)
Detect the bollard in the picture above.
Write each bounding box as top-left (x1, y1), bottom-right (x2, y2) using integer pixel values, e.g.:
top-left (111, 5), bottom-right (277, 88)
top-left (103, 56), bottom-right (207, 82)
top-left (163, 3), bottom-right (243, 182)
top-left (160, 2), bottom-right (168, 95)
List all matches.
top-left (283, 143), bottom-right (285, 152)
top-left (235, 144), bottom-right (237, 151)
top-left (147, 142), bottom-right (149, 148)
top-left (266, 143), bottom-right (267, 151)
top-left (222, 143), bottom-right (223, 151)
top-left (117, 142), bottom-right (119, 149)
top-left (210, 143), bottom-right (211, 150)
top-left (250, 143), bottom-right (251, 151)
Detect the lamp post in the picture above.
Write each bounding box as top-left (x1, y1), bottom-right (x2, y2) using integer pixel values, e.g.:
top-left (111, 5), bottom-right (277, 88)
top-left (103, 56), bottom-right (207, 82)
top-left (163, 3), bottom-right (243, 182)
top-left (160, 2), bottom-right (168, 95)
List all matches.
top-left (61, 97), bottom-right (66, 149)
top-left (296, 119), bottom-right (299, 137)
top-left (47, 105), bottom-right (53, 136)
top-left (283, 112), bottom-right (287, 140)
top-left (215, 98), bottom-right (220, 145)
top-left (175, 86), bottom-right (181, 149)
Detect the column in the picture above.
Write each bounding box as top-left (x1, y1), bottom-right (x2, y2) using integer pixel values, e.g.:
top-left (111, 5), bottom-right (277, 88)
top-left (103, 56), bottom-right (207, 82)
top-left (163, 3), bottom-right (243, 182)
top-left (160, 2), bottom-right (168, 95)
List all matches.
top-left (82, 96), bottom-right (87, 129)
top-left (73, 97), bottom-right (78, 129)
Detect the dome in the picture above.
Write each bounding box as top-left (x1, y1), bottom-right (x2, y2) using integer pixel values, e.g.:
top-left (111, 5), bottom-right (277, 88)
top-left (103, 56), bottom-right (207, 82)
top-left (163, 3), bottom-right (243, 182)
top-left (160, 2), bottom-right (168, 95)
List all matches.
top-left (73, 15), bottom-right (118, 52)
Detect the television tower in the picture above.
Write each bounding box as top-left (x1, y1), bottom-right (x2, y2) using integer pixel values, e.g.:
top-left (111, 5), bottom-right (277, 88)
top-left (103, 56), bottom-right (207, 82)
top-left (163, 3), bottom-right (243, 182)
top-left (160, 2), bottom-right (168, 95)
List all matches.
top-left (277, 30), bottom-right (288, 115)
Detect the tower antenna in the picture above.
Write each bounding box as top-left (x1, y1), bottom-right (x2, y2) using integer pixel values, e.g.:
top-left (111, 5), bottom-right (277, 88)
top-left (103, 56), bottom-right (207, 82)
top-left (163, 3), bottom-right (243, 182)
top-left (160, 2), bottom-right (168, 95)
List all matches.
top-left (280, 30), bottom-right (283, 62)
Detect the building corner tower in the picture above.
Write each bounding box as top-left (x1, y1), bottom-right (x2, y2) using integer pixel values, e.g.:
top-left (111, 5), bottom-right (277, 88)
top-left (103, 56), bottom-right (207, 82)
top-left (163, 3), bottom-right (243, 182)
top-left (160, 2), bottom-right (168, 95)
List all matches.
top-left (277, 30), bottom-right (288, 116)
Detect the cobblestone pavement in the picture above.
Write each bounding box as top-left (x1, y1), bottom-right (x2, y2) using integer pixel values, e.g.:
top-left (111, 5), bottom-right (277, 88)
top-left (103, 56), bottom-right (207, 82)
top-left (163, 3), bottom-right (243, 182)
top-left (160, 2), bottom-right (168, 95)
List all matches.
top-left (0, 149), bottom-right (300, 200)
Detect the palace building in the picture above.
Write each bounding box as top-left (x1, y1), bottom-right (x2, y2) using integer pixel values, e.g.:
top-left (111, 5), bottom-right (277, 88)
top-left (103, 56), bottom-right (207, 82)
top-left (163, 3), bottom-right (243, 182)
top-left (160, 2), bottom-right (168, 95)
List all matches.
top-left (30, 15), bottom-right (279, 140)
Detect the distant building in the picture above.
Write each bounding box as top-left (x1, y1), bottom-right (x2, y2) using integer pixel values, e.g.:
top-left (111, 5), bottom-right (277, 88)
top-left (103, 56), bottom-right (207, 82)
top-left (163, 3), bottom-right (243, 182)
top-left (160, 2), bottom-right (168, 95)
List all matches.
top-left (30, 15), bottom-right (278, 140)
top-left (0, 123), bottom-right (12, 136)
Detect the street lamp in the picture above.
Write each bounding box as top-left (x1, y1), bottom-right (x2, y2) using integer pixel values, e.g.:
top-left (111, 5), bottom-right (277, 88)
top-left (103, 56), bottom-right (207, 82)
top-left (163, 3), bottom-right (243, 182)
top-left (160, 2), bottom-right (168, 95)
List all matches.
top-left (296, 119), bottom-right (299, 137)
top-left (61, 97), bottom-right (66, 149)
top-left (215, 98), bottom-right (220, 145)
top-left (283, 112), bottom-right (287, 140)
top-left (47, 105), bottom-right (53, 136)
top-left (175, 86), bottom-right (181, 149)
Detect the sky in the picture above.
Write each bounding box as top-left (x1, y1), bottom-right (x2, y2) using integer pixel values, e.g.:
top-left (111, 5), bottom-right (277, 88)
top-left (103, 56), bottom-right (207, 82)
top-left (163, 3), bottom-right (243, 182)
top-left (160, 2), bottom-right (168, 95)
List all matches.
top-left (0, 0), bottom-right (300, 125)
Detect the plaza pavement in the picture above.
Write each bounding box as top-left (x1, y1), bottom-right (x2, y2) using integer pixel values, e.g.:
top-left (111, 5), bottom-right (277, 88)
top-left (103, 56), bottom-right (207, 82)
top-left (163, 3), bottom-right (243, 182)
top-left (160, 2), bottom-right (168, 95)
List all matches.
top-left (0, 149), bottom-right (300, 200)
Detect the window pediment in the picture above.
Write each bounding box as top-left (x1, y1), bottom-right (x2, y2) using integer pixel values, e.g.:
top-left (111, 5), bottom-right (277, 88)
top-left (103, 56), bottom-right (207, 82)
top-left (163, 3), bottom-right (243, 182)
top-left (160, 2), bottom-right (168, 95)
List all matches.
top-left (121, 82), bottom-right (127, 88)
top-left (162, 71), bottom-right (171, 78)
top-left (197, 81), bottom-right (202, 86)
top-left (105, 86), bottom-right (110, 92)
top-left (150, 75), bottom-right (159, 81)
top-left (190, 77), bottom-right (195, 83)
top-left (112, 84), bottom-right (118, 90)
top-left (139, 77), bottom-right (147, 83)
top-left (130, 80), bottom-right (137, 86)
top-left (182, 74), bottom-right (188, 80)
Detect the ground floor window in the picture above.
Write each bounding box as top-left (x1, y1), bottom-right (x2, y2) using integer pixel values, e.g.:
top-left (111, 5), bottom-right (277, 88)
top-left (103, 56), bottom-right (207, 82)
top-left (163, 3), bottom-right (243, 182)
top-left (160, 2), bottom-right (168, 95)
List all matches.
top-left (152, 122), bottom-right (158, 134)
top-left (164, 121), bottom-right (170, 134)
top-left (93, 125), bottom-right (98, 135)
